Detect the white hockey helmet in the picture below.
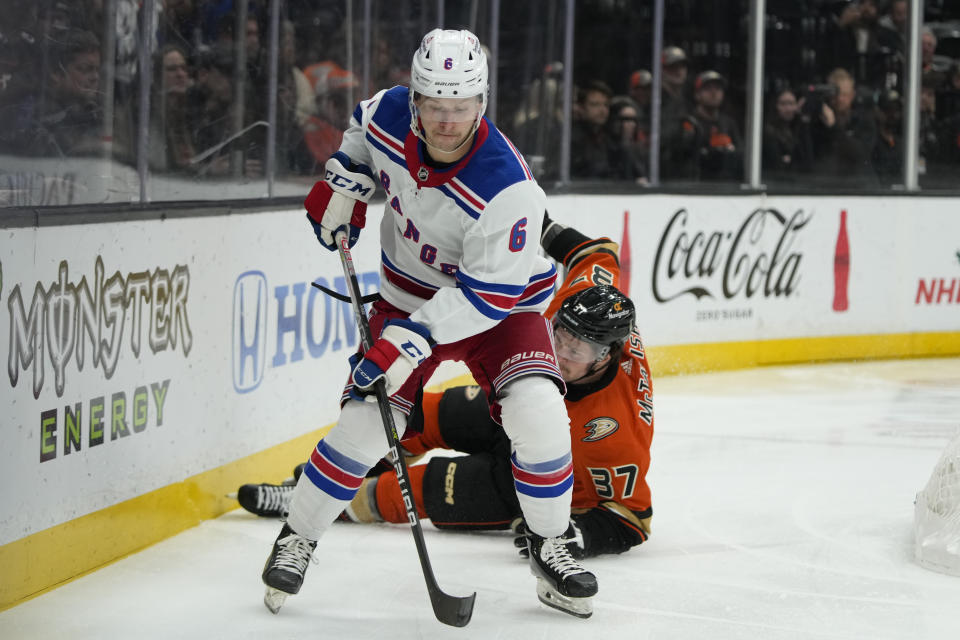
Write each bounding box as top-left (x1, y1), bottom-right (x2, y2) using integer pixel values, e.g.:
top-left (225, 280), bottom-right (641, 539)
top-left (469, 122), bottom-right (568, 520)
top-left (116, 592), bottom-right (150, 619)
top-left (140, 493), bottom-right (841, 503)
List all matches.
top-left (409, 29), bottom-right (488, 138)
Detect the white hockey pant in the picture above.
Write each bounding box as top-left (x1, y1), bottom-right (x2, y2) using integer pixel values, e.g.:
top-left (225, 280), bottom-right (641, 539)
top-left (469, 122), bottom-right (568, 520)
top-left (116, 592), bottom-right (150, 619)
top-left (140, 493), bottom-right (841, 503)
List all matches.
top-left (286, 400), bottom-right (405, 540)
top-left (499, 376), bottom-right (573, 539)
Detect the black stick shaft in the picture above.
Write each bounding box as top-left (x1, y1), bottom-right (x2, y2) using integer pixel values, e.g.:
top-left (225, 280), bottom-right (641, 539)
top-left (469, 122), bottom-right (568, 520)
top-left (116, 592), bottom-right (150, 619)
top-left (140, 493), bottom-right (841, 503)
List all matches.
top-left (333, 233), bottom-right (475, 627)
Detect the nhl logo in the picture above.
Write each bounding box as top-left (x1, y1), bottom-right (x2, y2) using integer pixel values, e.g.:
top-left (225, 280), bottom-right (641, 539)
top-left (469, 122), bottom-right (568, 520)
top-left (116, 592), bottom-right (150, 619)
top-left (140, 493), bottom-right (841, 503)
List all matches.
top-left (417, 166), bottom-right (429, 181)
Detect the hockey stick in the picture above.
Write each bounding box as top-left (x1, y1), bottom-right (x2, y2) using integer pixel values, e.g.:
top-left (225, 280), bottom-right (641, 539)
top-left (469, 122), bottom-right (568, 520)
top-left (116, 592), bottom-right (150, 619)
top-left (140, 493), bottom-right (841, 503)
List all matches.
top-left (332, 231), bottom-right (476, 627)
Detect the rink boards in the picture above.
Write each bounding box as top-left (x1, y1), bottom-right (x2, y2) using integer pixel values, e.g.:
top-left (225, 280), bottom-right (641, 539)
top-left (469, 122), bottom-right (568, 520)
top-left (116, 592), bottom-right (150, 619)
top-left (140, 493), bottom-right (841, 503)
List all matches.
top-left (2, 193), bottom-right (959, 608)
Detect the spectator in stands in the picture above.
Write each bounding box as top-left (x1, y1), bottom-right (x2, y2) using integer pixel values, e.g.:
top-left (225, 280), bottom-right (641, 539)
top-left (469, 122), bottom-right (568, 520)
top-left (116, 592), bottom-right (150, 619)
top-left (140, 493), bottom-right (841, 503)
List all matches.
top-left (570, 79), bottom-right (622, 179)
top-left (298, 62), bottom-right (359, 173)
top-left (511, 73), bottom-right (564, 182)
top-left (825, 0), bottom-right (893, 91)
top-left (877, 0), bottom-right (908, 54)
top-left (627, 69), bottom-right (652, 153)
top-left (922, 27), bottom-right (953, 76)
top-left (628, 70), bottom-right (652, 113)
top-left (670, 70), bottom-right (743, 183)
top-left (187, 42), bottom-right (263, 177)
top-left (607, 96), bottom-right (648, 184)
top-left (658, 47), bottom-right (697, 181)
top-left (870, 88), bottom-right (903, 185)
top-left (274, 19), bottom-right (315, 175)
top-left (811, 68), bottom-right (877, 184)
top-left (949, 61), bottom-right (960, 91)
top-left (370, 36), bottom-right (412, 95)
top-left (149, 43), bottom-right (197, 172)
top-left (660, 46), bottom-right (690, 123)
top-left (160, 0), bottom-right (202, 52)
top-left (762, 86), bottom-right (814, 184)
top-left (280, 20), bottom-right (316, 130)
top-left (919, 71), bottom-right (951, 186)
top-left (7, 29), bottom-right (106, 158)
top-left (927, 63), bottom-right (960, 183)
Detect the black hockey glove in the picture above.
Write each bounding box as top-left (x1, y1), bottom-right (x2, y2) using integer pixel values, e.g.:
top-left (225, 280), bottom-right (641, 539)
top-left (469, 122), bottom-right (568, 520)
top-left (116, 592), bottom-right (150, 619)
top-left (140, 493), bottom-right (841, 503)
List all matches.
top-left (511, 518), bottom-right (585, 559)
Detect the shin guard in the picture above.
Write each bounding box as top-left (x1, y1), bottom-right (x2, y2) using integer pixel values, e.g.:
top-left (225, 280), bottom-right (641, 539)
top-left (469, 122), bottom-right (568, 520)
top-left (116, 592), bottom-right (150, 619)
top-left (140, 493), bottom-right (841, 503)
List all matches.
top-left (498, 377), bottom-right (573, 538)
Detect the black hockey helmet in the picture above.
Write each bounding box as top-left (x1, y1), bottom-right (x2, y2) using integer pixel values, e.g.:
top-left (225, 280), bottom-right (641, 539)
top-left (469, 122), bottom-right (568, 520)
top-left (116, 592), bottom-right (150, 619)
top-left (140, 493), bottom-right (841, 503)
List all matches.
top-left (553, 285), bottom-right (635, 361)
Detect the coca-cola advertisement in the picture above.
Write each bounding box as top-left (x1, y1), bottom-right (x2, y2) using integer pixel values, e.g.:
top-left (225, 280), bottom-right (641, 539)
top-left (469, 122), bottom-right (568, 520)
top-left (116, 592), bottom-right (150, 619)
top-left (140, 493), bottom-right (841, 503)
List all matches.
top-left (650, 205), bottom-right (809, 306)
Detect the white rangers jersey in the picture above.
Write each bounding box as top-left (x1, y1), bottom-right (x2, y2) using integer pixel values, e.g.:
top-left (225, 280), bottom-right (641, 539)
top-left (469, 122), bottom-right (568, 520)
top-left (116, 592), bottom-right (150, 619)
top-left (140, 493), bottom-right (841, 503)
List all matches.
top-left (337, 86), bottom-right (557, 345)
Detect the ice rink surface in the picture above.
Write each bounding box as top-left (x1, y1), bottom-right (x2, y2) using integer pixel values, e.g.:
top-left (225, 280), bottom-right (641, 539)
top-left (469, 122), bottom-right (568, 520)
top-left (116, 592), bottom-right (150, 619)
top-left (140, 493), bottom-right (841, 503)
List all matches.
top-left (3, 357), bottom-right (960, 640)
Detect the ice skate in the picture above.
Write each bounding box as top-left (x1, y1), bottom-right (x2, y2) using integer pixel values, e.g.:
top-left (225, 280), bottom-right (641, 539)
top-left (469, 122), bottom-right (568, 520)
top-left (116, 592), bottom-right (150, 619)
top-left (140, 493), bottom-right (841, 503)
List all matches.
top-left (526, 524), bottom-right (598, 618)
top-left (237, 482), bottom-right (295, 518)
top-left (261, 524), bottom-right (317, 613)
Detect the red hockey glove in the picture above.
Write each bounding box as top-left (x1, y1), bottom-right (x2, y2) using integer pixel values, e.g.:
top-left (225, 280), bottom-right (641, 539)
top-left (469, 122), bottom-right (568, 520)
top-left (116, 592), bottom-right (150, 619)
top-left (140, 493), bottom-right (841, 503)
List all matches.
top-left (304, 152), bottom-right (376, 251)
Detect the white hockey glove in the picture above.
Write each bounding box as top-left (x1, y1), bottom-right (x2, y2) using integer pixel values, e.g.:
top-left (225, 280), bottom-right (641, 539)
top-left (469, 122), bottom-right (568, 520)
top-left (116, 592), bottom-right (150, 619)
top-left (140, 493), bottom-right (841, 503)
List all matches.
top-left (304, 152), bottom-right (377, 251)
top-left (350, 319), bottom-right (434, 400)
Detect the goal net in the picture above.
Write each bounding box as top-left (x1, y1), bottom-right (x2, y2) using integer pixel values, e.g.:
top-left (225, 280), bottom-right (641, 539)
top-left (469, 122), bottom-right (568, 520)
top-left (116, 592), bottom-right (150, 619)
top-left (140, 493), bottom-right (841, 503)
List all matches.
top-left (914, 430), bottom-right (960, 576)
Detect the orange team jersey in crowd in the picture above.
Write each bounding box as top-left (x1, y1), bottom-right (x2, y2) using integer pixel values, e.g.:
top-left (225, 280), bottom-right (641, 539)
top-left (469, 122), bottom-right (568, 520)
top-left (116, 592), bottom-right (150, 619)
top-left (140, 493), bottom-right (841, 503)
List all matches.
top-left (545, 239), bottom-right (654, 533)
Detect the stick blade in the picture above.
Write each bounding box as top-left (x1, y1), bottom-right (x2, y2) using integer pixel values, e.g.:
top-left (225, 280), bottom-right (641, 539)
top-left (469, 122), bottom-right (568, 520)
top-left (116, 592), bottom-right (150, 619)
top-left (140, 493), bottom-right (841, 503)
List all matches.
top-left (430, 590), bottom-right (476, 627)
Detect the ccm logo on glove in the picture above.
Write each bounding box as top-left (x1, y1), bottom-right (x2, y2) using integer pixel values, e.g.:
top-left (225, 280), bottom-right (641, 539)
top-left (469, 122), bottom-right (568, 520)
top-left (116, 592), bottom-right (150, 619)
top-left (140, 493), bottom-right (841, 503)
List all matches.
top-left (350, 319), bottom-right (434, 400)
top-left (304, 152), bottom-right (377, 251)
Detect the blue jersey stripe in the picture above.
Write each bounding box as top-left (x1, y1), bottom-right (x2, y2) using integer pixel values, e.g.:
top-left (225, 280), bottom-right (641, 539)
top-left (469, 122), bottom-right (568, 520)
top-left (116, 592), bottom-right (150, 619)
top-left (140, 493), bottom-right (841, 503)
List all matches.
top-left (369, 86), bottom-right (414, 142)
top-left (456, 270), bottom-right (526, 295)
top-left (516, 286), bottom-right (555, 307)
top-left (437, 184), bottom-right (481, 220)
top-left (365, 132), bottom-right (406, 167)
top-left (457, 283), bottom-right (509, 320)
top-left (366, 87), bottom-right (533, 203)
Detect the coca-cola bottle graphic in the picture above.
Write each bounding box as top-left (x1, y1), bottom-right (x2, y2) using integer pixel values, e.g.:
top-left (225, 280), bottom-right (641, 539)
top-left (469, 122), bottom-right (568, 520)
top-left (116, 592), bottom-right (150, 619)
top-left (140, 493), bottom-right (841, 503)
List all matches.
top-left (620, 210), bottom-right (632, 296)
top-left (833, 209), bottom-right (850, 312)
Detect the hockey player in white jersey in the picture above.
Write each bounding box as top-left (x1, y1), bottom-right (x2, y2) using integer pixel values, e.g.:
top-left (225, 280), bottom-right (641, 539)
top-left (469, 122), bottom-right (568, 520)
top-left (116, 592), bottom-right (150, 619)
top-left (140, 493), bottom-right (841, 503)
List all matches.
top-left (260, 28), bottom-right (598, 618)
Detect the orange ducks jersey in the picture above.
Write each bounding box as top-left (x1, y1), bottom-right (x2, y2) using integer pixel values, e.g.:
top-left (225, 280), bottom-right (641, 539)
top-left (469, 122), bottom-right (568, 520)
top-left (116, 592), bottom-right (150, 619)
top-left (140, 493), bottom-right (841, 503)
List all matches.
top-left (545, 238), bottom-right (654, 536)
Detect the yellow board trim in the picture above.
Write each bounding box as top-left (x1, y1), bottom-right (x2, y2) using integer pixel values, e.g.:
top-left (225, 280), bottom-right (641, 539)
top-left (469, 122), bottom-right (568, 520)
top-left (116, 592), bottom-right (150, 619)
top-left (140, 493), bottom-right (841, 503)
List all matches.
top-left (646, 332), bottom-right (960, 376)
top-left (0, 372), bottom-right (479, 611)
top-left (0, 424), bottom-right (334, 611)
top-left (2, 336), bottom-right (957, 610)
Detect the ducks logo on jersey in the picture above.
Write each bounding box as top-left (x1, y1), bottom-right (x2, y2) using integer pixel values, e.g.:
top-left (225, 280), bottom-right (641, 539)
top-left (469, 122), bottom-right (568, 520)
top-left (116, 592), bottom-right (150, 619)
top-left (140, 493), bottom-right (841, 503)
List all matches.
top-left (582, 417), bottom-right (619, 442)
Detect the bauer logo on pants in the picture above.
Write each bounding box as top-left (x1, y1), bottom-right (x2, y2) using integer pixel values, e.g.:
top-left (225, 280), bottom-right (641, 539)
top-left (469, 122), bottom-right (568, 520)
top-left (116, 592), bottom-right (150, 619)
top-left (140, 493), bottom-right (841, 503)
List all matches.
top-left (232, 270), bottom-right (268, 393)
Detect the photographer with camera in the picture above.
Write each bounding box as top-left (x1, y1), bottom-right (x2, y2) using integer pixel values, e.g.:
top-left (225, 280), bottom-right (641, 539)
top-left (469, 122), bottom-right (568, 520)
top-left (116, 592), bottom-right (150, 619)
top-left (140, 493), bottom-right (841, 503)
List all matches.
top-left (811, 67), bottom-right (877, 186)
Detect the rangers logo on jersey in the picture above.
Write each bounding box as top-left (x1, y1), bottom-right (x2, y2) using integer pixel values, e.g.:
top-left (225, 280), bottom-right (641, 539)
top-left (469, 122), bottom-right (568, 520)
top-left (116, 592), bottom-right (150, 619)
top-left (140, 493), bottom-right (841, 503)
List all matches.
top-left (582, 417), bottom-right (619, 442)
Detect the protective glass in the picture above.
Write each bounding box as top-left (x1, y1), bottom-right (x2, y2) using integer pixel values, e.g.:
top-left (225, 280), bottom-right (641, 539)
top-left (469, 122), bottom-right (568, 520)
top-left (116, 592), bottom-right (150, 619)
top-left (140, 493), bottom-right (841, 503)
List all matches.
top-left (416, 97), bottom-right (482, 123)
top-left (553, 324), bottom-right (610, 363)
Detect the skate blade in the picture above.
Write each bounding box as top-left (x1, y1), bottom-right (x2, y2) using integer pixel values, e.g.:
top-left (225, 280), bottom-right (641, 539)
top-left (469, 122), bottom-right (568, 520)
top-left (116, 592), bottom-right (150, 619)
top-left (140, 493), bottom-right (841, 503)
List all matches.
top-left (263, 587), bottom-right (288, 614)
top-left (225, 492), bottom-right (238, 500)
top-left (535, 579), bottom-right (593, 619)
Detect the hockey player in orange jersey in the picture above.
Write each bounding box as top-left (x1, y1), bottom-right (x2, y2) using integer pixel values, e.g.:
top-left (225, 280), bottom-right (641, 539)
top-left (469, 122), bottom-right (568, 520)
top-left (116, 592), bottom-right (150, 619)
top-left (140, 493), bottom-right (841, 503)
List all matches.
top-left (238, 213), bottom-right (654, 558)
